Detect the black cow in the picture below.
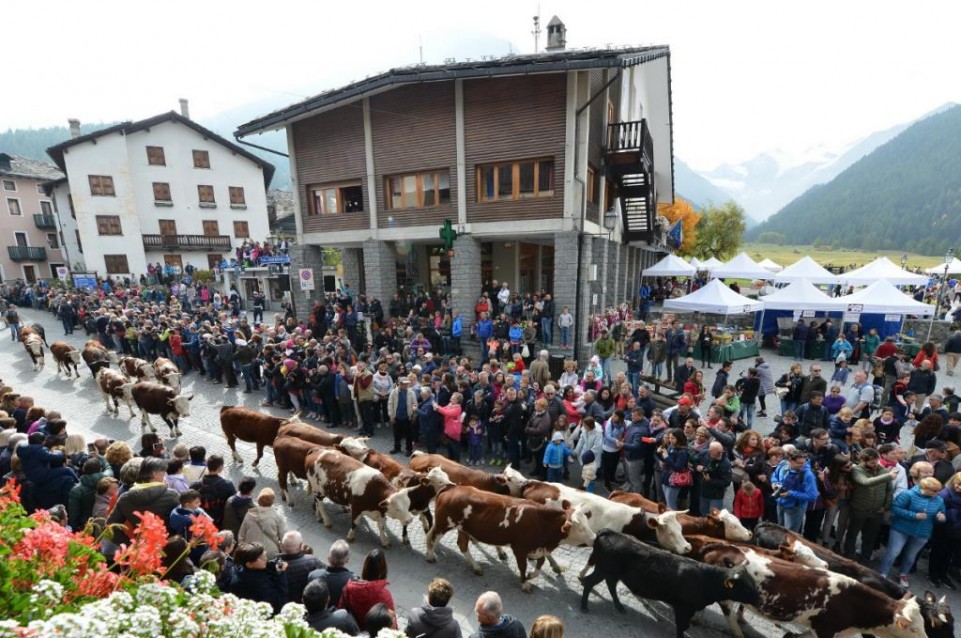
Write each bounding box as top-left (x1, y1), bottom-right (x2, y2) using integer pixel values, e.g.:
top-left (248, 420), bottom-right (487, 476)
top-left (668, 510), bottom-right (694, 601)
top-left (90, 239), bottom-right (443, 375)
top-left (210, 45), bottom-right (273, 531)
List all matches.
top-left (580, 529), bottom-right (759, 638)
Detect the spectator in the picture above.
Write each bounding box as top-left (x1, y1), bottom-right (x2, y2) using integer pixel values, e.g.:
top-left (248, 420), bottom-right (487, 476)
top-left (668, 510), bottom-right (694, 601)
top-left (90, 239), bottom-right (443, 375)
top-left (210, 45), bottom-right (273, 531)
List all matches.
top-left (228, 541), bottom-right (289, 615)
top-left (182, 445), bottom-right (207, 484)
top-left (468, 591), bottom-right (526, 638)
top-left (168, 488), bottom-right (214, 564)
top-left (222, 476), bottom-right (257, 536)
top-left (164, 458), bottom-right (191, 493)
top-left (944, 330), bottom-right (961, 377)
top-left (734, 480), bottom-right (764, 531)
top-left (303, 579), bottom-right (360, 635)
top-left (67, 457), bottom-right (107, 530)
top-left (929, 472), bottom-right (961, 590)
top-left (697, 441), bottom-right (732, 514)
top-left (907, 360), bottom-right (938, 414)
top-left (543, 431), bottom-right (572, 484)
top-left (238, 488), bottom-right (286, 559)
top-left (365, 603), bottom-right (397, 637)
top-left (279, 530), bottom-right (325, 604)
top-left (772, 449), bottom-right (819, 532)
top-left (405, 577), bottom-right (463, 638)
top-left (842, 448), bottom-right (896, 562)
top-left (878, 477), bottom-right (946, 588)
top-left (529, 615), bottom-right (564, 638)
top-left (339, 549), bottom-right (395, 634)
top-left (845, 370), bottom-right (874, 421)
top-left (190, 454), bottom-right (236, 528)
top-left (308, 539), bottom-right (355, 608)
top-left (106, 457), bottom-right (179, 547)
top-left (910, 440), bottom-right (955, 485)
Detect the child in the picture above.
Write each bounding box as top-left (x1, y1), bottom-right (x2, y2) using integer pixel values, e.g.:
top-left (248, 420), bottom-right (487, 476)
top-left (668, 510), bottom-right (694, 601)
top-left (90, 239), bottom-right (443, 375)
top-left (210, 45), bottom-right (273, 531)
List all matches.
top-left (543, 431), bottom-right (572, 483)
top-left (943, 386), bottom-right (960, 414)
top-left (830, 360), bottom-right (850, 389)
top-left (488, 399), bottom-right (506, 466)
top-left (168, 489), bottom-right (213, 564)
top-left (734, 480), bottom-right (764, 531)
top-left (467, 415), bottom-right (485, 466)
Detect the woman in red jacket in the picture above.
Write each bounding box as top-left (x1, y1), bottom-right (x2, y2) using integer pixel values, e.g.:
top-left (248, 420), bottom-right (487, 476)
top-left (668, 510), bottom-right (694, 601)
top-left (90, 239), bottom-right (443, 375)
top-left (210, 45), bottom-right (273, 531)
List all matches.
top-left (733, 480), bottom-right (764, 531)
top-left (434, 392), bottom-right (464, 462)
top-left (339, 549), bottom-right (396, 633)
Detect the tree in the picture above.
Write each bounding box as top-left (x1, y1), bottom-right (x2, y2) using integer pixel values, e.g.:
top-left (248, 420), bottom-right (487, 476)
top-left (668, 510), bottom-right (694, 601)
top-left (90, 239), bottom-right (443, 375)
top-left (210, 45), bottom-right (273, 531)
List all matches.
top-left (658, 198), bottom-right (701, 255)
top-left (757, 231), bottom-right (785, 245)
top-left (693, 201), bottom-right (747, 260)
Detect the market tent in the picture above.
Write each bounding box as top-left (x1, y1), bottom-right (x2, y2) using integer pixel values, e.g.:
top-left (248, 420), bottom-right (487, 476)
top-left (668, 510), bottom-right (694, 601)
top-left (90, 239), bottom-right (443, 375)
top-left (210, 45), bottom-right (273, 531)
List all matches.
top-left (758, 258), bottom-right (783, 272)
top-left (642, 253), bottom-right (697, 277)
top-left (839, 257), bottom-right (929, 286)
top-left (690, 256), bottom-right (702, 268)
top-left (759, 279), bottom-right (844, 311)
top-left (835, 279), bottom-right (935, 315)
top-left (924, 257), bottom-right (961, 275)
top-left (710, 252), bottom-right (775, 280)
top-left (664, 278), bottom-right (764, 314)
top-left (774, 256), bottom-right (842, 285)
top-left (699, 256), bottom-right (724, 271)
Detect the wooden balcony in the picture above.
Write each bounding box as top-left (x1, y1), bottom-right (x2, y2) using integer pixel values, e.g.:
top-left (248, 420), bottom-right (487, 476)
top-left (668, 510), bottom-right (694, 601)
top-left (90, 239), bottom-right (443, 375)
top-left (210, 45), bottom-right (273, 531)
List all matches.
top-left (605, 119), bottom-right (656, 243)
top-left (8, 246), bottom-right (47, 261)
top-left (142, 234), bottom-right (232, 251)
top-left (33, 214), bottom-right (57, 229)
top-left (606, 119), bottom-right (654, 171)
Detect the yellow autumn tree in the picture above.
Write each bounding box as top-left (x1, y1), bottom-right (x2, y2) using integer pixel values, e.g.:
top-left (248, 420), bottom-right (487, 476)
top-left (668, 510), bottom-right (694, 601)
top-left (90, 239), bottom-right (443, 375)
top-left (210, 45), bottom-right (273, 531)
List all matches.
top-left (658, 198), bottom-right (701, 255)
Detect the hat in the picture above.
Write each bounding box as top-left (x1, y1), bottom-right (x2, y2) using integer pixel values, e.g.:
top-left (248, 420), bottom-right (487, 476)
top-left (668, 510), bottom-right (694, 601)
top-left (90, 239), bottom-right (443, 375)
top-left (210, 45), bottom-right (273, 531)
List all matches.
top-left (926, 440), bottom-right (947, 452)
top-left (677, 396), bottom-right (693, 407)
top-left (399, 377), bottom-right (410, 384)
top-left (234, 339), bottom-right (247, 347)
top-left (551, 431), bottom-right (564, 442)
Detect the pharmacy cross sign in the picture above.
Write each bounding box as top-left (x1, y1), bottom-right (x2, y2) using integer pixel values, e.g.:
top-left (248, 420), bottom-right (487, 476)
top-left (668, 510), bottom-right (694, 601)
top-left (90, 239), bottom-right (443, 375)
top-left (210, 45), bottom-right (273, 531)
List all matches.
top-left (439, 219), bottom-right (458, 251)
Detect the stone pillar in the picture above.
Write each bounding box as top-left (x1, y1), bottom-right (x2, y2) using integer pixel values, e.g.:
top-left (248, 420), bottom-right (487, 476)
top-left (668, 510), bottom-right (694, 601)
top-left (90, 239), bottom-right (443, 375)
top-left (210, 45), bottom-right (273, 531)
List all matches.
top-left (451, 235), bottom-right (482, 358)
top-left (553, 231), bottom-right (579, 350)
top-left (341, 248), bottom-right (362, 295)
top-left (288, 243), bottom-right (324, 320)
top-left (576, 236), bottom-right (595, 364)
top-left (606, 240), bottom-right (621, 307)
top-left (618, 243), bottom-right (630, 306)
top-left (362, 240), bottom-right (397, 306)
top-left (592, 236), bottom-right (610, 312)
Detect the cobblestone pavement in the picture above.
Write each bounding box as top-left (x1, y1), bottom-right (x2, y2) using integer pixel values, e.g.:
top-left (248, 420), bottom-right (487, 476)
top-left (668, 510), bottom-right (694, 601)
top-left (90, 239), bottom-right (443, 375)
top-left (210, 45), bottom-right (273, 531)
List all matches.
top-left (4, 309), bottom-right (959, 637)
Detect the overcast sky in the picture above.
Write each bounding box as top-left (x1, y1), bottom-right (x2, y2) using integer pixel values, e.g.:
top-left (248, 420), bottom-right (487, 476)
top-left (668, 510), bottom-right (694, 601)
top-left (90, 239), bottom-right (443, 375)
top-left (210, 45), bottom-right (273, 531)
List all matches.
top-left (5, 0), bottom-right (960, 169)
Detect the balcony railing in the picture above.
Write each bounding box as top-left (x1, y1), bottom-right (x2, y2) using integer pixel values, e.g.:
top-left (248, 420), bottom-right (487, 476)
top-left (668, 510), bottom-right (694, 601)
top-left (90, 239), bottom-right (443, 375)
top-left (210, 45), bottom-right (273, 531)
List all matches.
top-left (142, 234), bottom-right (232, 251)
top-left (33, 214), bottom-right (57, 229)
top-left (606, 119), bottom-right (654, 168)
top-left (8, 246), bottom-right (47, 261)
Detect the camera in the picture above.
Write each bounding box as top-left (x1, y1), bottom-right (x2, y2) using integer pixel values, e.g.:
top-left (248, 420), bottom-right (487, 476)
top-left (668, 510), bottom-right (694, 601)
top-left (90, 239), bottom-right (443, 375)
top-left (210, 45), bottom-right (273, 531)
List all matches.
top-left (153, 442), bottom-right (165, 451)
top-left (266, 557), bottom-right (288, 573)
top-left (87, 443), bottom-right (97, 453)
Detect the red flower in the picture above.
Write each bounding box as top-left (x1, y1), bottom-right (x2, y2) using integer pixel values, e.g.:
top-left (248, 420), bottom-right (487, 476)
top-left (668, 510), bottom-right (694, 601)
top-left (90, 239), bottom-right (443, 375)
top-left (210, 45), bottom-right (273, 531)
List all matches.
top-left (0, 476), bottom-right (22, 506)
top-left (12, 520), bottom-right (75, 573)
top-left (188, 513), bottom-right (221, 550)
top-left (114, 511), bottom-right (168, 577)
top-left (74, 563), bottom-right (124, 599)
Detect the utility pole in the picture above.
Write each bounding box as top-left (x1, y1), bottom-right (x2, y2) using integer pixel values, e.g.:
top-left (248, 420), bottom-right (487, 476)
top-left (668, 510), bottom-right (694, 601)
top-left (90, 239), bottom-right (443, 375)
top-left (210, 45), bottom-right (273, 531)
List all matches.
top-left (532, 12), bottom-right (541, 53)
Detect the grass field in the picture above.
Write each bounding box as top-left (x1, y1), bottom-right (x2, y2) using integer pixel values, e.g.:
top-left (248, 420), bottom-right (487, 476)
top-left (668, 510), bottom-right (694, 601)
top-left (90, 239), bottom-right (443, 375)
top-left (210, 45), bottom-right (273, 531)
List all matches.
top-left (740, 243), bottom-right (945, 271)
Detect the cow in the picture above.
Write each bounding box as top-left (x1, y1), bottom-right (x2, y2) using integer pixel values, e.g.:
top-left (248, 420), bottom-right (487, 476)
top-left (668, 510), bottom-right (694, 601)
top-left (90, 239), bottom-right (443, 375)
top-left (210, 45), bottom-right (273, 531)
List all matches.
top-left (153, 358), bottom-right (182, 392)
top-left (697, 542), bottom-right (927, 638)
top-left (22, 334), bottom-right (44, 370)
top-left (96, 368), bottom-right (136, 417)
top-left (220, 406), bottom-right (296, 466)
top-left (82, 340), bottom-right (117, 376)
top-left (500, 465), bottom-right (691, 564)
top-left (919, 591), bottom-right (955, 638)
top-left (19, 323), bottom-right (47, 347)
top-left (425, 484), bottom-right (595, 592)
top-left (409, 452), bottom-right (510, 495)
top-left (340, 437), bottom-right (441, 544)
top-left (50, 341), bottom-right (82, 378)
top-left (579, 529), bottom-right (760, 638)
top-left (119, 356), bottom-right (157, 382)
top-left (130, 382), bottom-right (193, 436)
top-left (304, 447), bottom-right (419, 548)
top-left (609, 489), bottom-right (753, 542)
top-left (272, 433), bottom-right (326, 506)
top-left (685, 534), bottom-right (826, 569)
top-left (276, 421), bottom-right (345, 448)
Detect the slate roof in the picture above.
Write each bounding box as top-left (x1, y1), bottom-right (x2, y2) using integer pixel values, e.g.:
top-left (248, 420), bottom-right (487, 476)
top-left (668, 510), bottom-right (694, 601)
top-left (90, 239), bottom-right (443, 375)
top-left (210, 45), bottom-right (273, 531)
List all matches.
top-left (0, 153), bottom-right (65, 181)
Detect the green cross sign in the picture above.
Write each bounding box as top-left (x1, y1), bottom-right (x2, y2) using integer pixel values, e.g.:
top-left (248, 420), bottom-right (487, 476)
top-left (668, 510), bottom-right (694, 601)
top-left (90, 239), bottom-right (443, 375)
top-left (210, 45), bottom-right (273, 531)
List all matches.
top-left (439, 219), bottom-right (458, 251)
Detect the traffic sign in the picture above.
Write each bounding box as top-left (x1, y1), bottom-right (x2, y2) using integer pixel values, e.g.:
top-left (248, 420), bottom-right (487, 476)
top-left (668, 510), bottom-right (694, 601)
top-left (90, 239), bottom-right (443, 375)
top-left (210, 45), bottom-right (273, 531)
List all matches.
top-left (298, 268), bottom-right (315, 291)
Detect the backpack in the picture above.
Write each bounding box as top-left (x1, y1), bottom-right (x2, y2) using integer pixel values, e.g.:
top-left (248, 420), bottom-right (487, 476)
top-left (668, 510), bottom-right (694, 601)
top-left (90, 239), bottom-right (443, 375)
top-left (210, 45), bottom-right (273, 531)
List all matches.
top-left (193, 478), bottom-right (226, 522)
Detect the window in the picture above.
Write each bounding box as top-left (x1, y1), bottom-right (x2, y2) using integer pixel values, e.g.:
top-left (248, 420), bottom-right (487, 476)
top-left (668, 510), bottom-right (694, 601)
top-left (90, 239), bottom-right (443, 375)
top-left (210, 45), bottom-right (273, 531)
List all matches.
top-left (153, 182), bottom-right (172, 203)
top-left (308, 182), bottom-right (364, 216)
top-left (146, 146), bottom-right (166, 166)
top-left (68, 194), bottom-right (76, 219)
top-left (158, 219), bottom-right (177, 237)
top-left (104, 255), bottom-right (129, 274)
top-left (36, 184), bottom-right (45, 195)
top-left (477, 158), bottom-right (554, 202)
top-left (95, 215), bottom-right (123, 235)
top-left (228, 186), bottom-right (246, 207)
top-left (14, 232), bottom-right (27, 247)
top-left (385, 170), bottom-right (451, 209)
top-left (233, 221), bottom-right (249, 238)
top-left (587, 166), bottom-right (599, 204)
top-left (47, 233), bottom-right (59, 249)
top-left (88, 175), bottom-right (115, 196)
top-left (193, 150), bottom-right (210, 169)
top-left (202, 220), bottom-right (220, 236)
top-left (2, 179), bottom-right (16, 191)
top-left (6, 198), bottom-right (21, 215)
top-left (40, 200), bottom-right (53, 215)
top-left (75, 229), bottom-right (83, 253)
top-left (198, 185), bottom-right (216, 206)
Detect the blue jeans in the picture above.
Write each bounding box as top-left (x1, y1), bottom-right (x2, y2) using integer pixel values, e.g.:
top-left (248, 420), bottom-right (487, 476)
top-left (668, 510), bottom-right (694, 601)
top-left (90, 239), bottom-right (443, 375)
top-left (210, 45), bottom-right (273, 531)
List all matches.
top-left (546, 467), bottom-right (563, 483)
top-left (780, 400), bottom-right (798, 416)
top-left (701, 497), bottom-right (725, 515)
top-left (241, 364), bottom-right (259, 391)
top-left (739, 403), bottom-right (755, 428)
top-left (778, 504), bottom-right (806, 532)
top-left (651, 362), bottom-right (663, 378)
top-left (541, 318), bottom-right (553, 345)
top-left (9, 322), bottom-right (20, 341)
top-left (627, 372), bottom-right (640, 396)
top-left (663, 486), bottom-right (682, 510)
top-left (560, 326), bottom-right (570, 347)
top-left (879, 529), bottom-right (929, 578)
top-left (794, 340), bottom-right (805, 361)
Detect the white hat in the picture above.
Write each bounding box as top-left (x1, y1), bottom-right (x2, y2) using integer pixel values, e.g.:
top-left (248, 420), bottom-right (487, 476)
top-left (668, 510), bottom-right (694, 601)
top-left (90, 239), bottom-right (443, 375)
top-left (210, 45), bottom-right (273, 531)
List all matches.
top-left (234, 339), bottom-right (247, 347)
top-left (551, 431), bottom-right (564, 442)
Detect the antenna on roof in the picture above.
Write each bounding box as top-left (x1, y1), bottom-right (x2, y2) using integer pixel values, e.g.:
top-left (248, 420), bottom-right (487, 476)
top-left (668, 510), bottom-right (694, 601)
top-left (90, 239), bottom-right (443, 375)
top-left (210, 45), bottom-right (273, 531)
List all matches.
top-left (532, 9), bottom-right (541, 53)
top-left (419, 34), bottom-right (423, 64)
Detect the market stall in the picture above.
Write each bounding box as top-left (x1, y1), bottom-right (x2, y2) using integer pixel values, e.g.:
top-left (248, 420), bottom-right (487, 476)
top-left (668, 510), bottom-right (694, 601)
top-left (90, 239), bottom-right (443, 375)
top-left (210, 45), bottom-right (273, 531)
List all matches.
top-left (759, 258), bottom-right (783, 272)
top-left (834, 279), bottom-right (935, 339)
top-left (838, 257), bottom-right (930, 286)
top-left (773, 256), bottom-right (842, 285)
top-left (759, 279), bottom-right (844, 356)
top-left (642, 253), bottom-right (697, 278)
top-left (699, 256), bottom-right (724, 272)
top-left (710, 252), bottom-right (776, 281)
top-left (664, 279), bottom-right (763, 362)
top-left (925, 257), bottom-right (961, 275)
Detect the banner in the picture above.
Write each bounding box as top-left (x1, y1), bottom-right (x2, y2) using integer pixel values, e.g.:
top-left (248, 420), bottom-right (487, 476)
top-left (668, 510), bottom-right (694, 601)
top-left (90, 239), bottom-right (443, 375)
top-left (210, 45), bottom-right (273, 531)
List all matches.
top-left (260, 255), bottom-right (291, 265)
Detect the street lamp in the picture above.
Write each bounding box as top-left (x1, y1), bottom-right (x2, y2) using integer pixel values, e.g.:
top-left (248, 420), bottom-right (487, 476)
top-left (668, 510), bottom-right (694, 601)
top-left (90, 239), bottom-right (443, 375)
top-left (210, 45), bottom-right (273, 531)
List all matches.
top-left (603, 206), bottom-right (619, 235)
top-left (927, 247), bottom-right (954, 340)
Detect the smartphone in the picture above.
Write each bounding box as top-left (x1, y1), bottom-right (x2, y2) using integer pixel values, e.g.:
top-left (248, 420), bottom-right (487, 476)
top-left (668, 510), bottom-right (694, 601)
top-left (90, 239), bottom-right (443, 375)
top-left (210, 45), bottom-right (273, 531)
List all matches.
top-left (153, 442), bottom-right (165, 451)
top-left (87, 443), bottom-right (97, 453)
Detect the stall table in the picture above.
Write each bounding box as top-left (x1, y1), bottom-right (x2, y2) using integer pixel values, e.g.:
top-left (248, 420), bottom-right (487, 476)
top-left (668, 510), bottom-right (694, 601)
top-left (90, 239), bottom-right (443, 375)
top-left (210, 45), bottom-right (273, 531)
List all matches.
top-left (694, 340), bottom-right (759, 363)
top-left (898, 342), bottom-right (921, 357)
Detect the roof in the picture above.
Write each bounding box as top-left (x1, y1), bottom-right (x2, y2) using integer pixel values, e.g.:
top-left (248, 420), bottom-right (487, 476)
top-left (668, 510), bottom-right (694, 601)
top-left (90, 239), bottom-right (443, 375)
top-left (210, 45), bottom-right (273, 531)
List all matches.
top-left (270, 212), bottom-right (298, 236)
top-left (47, 111), bottom-right (275, 188)
top-left (235, 45), bottom-right (670, 137)
top-left (0, 153), bottom-right (64, 181)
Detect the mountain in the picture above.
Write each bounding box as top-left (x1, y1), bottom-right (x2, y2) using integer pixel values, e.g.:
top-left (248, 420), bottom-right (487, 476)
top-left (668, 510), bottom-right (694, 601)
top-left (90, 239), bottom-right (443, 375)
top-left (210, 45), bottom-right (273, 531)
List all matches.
top-left (674, 158), bottom-right (734, 210)
top-left (747, 104), bottom-right (961, 255)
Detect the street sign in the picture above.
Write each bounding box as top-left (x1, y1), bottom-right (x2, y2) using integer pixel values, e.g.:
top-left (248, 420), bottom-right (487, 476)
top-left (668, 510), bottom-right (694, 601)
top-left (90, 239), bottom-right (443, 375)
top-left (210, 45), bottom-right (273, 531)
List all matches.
top-left (55, 266), bottom-right (68, 280)
top-left (439, 219), bottom-right (458, 251)
top-left (260, 255), bottom-right (291, 265)
top-left (298, 268), bottom-right (315, 291)
top-left (73, 274), bottom-right (97, 289)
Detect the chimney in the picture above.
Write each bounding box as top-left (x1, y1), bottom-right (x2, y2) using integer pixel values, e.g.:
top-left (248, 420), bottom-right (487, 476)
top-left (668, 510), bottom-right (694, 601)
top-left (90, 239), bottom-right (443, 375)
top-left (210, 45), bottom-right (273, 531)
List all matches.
top-left (68, 119), bottom-right (81, 138)
top-left (545, 16), bottom-right (566, 51)
top-left (179, 98), bottom-right (190, 119)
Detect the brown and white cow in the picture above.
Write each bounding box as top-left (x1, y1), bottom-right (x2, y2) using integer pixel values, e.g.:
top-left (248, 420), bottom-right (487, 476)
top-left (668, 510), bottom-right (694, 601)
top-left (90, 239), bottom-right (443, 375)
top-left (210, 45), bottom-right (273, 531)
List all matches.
top-left (409, 452), bottom-right (511, 494)
top-left (277, 421), bottom-right (345, 448)
top-left (220, 405), bottom-right (298, 466)
top-left (82, 340), bottom-right (117, 376)
top-left (305, 447), bottom-right (418, 548)
top-left (425, 484), bottom-right (595, 592)
top-left (96, 368), bottom-right (136, 417)
top-left (119, 356), bottom-right (157, 382)
top-left (699, 542), bottom-right (927, 638)
top-left (153, 358), bottom-right (182, 392)
top-left (130, 382), bottom-right (192, 436)
top-left (22, 334), bottom-right (44, 370)
top-left (609, 490), bottom-right (753, 542)
top-left (50, 341), bottom-right (82, 378)
top-left (273, 433), bottom-right (327, 506)
top-left (685, 534), bottom-right (826, 569)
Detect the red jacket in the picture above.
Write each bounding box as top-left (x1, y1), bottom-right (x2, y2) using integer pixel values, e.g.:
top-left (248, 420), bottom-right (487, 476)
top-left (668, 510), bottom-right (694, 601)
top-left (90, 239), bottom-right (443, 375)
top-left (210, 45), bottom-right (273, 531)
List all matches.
top-left (338, 578), bottom-right (395, 632)
top-left (734, 488), bottom-right (764, 520)
top-left (170, 333), bottom-right (185, 357)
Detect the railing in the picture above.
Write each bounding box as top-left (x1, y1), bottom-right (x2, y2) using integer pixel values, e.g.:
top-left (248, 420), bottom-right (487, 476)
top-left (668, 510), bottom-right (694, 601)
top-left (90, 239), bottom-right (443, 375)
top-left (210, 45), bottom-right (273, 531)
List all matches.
top-left (607, 119), bottom-right (654, 167)
top-left (141, 234), bottom-right (232, 251)
top-left (8, 246), bottom-right (47, 261)
top-left (33, 214), bottom-right (57, 229)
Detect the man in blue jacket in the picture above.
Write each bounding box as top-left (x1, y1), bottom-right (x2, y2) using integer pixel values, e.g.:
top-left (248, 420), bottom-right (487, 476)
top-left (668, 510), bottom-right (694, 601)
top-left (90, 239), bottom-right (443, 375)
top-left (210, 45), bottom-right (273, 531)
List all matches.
top-left (621, 407), bottom-right (652, 494)
top-left (665, 321), bottom-right (687, 384)
top-left (772, 449), bottom-right (819, 532)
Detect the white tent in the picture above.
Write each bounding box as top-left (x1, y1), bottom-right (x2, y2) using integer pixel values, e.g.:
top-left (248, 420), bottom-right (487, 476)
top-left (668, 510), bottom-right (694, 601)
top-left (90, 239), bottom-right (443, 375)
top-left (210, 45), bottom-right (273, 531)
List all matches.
top-left (710, 252), bottom-right (775, 280)
top-left (663, 278), bottom-right (764, 314)
top-left (690, 256), bottom-right (702, 268)
top-left (699, 257), bottom-right (724, 271)
top-left (642, 253), bottom-right (697, 277)
top-left (774, 256), bottom-right (842, 285)
top-left (758, 258), bottom-right (783, 272)
top-left (760, 279), bottom-right (844, 311)
top-left (839, 257), bottom-right (929, 286)
top-left (835, 279), bottom-right (935, 316)
top-left (924, 257), bottom-right (961, 275)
